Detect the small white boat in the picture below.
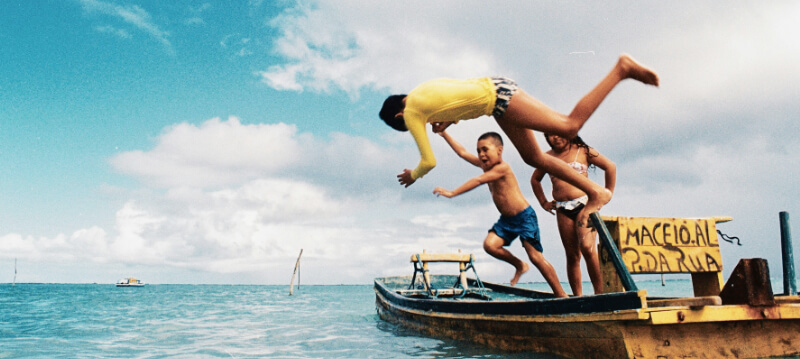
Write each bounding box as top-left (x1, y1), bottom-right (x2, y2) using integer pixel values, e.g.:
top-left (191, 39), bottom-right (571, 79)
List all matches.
top-left (116, 277), bottom-right (145, 287)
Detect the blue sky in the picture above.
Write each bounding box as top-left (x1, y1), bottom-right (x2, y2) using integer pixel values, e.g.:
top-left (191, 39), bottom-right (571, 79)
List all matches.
top-left (2, 1), bottom-right (800, 287)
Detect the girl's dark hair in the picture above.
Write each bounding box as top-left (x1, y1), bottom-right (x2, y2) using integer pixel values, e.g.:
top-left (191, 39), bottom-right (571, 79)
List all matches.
top-left (544, 134), bottom-right (598, 169)
top-left (379, 95), bottom-right (408, 132)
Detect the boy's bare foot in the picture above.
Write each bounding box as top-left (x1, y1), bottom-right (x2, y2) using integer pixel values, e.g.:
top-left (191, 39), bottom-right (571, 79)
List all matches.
top-left (577, 188), bottom-right (612, 227)
top-left (510, 262), bottom-right (529, 286)
top-left (618, 54), bottom-right (659, 87)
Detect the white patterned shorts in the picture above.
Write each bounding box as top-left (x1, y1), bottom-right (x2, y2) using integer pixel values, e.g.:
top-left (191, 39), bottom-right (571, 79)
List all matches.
top-left (491, 77), bottom-right (518, 117)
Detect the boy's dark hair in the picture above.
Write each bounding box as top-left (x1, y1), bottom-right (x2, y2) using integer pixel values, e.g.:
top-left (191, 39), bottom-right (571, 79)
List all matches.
top-left (478, 132), bottom-right (504, 146)
top-left (379, 95), bottom-right (408, 132)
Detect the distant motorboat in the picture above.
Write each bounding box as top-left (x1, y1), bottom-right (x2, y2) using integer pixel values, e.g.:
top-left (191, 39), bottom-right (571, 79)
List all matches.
top-left (116, 277), bottom-right (145, 287)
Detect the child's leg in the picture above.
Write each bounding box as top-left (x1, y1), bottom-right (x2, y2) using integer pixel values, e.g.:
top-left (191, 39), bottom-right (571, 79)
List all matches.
top-left (501, 54), bottom-right (659, 139)
top-left (495, 121), bottom-right (610, 225)
top-left (497, 55), bottom-right (657, 223)
top-left (522, 241), bottom-right (568, 297)
top-left (484, 232), bottom-right (529, 286)
top-left (556, 211), bottom-right (583, 296)
top-left (577, 225), bottom-right (604, 294)
top-left (566, 54), bottom-right (659, 130)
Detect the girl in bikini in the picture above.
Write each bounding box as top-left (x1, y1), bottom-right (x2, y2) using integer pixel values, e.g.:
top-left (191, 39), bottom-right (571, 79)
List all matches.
top-left (530, 134), bottom-right (616, 296)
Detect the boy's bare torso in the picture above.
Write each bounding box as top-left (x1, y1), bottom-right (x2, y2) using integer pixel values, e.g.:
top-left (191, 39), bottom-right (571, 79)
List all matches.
top-left (486, 162), bottom-right (531, 217)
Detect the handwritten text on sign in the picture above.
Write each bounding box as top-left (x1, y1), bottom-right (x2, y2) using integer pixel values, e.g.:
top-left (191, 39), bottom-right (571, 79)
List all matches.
top-left (613, 217), bottom-right (722, 274)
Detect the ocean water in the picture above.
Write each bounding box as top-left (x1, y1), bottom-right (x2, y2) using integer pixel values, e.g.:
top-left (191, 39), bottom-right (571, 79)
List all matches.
top-left (0, 280), bottom-right (794, 358)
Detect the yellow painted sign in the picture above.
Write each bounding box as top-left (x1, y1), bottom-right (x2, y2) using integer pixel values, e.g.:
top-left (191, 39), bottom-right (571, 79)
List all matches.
top-left (603, 216), bottom-right (724, 274)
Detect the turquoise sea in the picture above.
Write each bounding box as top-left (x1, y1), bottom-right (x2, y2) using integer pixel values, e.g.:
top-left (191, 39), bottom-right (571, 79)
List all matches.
top-left (0, 280), bottom-right (794, 358)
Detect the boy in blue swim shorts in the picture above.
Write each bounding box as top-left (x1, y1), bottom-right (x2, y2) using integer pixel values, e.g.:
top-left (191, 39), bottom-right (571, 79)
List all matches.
top-left (491, 206), bottom-right (543, 253)
top-left (433, 131), bottom-right (567, 297)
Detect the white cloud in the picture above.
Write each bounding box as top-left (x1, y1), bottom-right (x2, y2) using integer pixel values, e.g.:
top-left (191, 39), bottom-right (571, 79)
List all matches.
top-left (79, 0), bottom-right (173, 54)
top-left (110, 117), bottom-right (303, 188)
top-left (0, 226), bottom-right (108, 263)
top-left (184, 17), bottom-right (204, 26)
top-left (184, 3), bottom-right (210, 25)
top-left (5, 116), bottom-right (797, 284)
top-left (658, 2), bottom-right (800, 102)
top-left (94, 25), bottom-right (131, 39)
top-left (1, 177), bottom-right (349, 281)
top-left (105, 179), bottom-right (343, 267)
top-left (574, 3), bottom-right (800, 158)
top-left (1, 116), bottom-right (434, 283)
top-left (0, 234), bottom-right (37, 257)
top-left (2, 112), bottom-right (529, 283)
top-left (108, 115), bottom-right (419, 200)
top-left (258, 1), bottom-right (495, 95)
top-left (259, 1), bottom-right (800, 153)
top-left (6, 1), bottom-right (800, 286)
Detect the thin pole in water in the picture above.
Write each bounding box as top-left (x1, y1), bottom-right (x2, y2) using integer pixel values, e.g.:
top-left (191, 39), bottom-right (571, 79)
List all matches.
top-left (289, 249), bottom-right (303, 295)
top-left (13, 258), bottom-right (16, 287)
top-left (780, 212), bottom-right (796, 295)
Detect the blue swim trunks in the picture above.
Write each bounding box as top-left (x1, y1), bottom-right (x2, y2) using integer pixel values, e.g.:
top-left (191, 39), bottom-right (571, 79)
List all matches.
top-left (489, 206), bottom-right (543, 252)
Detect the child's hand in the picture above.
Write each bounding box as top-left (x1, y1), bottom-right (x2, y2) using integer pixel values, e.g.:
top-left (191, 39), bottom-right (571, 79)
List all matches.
top-left (431, 122), bottom-right (451, 133)
top-left (433, 187), bottom-right (454, 198)
top-left (542, 200), bottom-right (557, 215)
top-left (397, 169), bottom-right (416, 187)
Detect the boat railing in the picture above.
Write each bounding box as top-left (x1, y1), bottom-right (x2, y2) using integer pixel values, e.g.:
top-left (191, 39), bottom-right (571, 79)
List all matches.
top-left (408, 252), bottom-right (489, 299)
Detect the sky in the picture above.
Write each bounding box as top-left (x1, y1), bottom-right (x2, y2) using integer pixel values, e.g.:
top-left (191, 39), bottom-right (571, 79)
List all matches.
top-left (2, 1), bottom-right (800, 288)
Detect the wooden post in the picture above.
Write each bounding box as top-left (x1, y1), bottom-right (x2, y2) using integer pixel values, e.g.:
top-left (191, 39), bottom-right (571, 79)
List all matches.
top-left (780, 212), bottom-right (797, 295)
top-left (289, 249), bottom-right (303, 295)
top-left (422, 249), bottom-right (431, 291)
top-left (423, 262), bottom-right (431, 291)
top-left (457, 249), bottom-right (467, 289)
top-left (591, 213), bottom-right (638, 292)
top-left (459, 261), bottom-right (468, 289)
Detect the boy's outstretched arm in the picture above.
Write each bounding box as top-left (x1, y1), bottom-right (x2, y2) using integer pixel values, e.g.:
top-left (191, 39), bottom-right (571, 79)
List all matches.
top-left (530, 169), bottom-right (556, 215)
top-left (433, 163), bottom-right (508, 198)
top-left (438, 131), bottom-right (481, 167)
top-left (433, 179), bottom-right (480, 198)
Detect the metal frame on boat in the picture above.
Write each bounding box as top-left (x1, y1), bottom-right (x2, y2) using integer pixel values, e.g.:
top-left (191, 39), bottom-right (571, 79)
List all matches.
top-left (375, 213), bottom-right (800, 358)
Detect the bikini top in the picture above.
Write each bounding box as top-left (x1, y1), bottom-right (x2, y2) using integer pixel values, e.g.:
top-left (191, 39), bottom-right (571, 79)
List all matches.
top-left (567, 148), bottom-right (588, 174)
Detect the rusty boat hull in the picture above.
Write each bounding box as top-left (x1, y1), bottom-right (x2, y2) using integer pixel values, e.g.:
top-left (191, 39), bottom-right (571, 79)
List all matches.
top-left (375, 275), bottom-right (800, 359)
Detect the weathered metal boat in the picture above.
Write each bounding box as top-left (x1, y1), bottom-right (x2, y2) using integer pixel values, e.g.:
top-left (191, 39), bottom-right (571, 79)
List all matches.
top-left (374, 213), bottom-right (800, 358)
